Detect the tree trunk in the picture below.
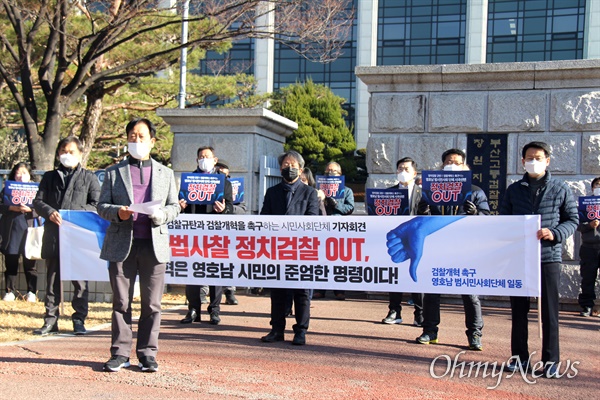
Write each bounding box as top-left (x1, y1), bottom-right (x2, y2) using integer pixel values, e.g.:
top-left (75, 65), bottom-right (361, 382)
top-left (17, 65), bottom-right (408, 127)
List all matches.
top-left (31, 110), bottom-right (63, 171)
top-left (79, 84), bottom-right (105, 168)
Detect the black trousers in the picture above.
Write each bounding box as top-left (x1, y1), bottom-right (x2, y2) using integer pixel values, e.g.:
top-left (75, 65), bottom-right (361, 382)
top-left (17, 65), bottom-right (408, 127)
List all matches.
top-left (270, 288), bottom-right (310, 334)
top-left (314, 289), bottom-right (345, 296)
top-left (109, 239), bottom-right (165, 358)
top-left (578, 246), bottom-right (600, 308)
top-left (422, 293), bottom-right (483, 337)
top-left (3, 254), bottom-right (37, 293)
top-left (186, 285), bottom-right (222, 314)
top-left (44, 257), bottom-right (88, 326)
top-left (388, 292), bottom-right (424, 322)
top-left (510, 262), bottom-right (560, 364)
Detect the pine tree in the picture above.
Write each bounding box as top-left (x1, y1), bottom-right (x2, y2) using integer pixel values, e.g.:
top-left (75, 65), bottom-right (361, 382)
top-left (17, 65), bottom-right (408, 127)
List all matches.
top-left (270, 80), bottom-right (356, 167)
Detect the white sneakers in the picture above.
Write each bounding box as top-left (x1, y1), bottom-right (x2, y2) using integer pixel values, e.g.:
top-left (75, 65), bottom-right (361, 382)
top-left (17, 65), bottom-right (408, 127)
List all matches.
top-left (3, 292), bottom-right (15, 301)
top-left (2, 291), bottom-right (37, 302)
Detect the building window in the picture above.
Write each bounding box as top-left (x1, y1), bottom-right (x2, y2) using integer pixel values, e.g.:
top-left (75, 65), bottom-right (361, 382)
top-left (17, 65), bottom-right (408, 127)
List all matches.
top-left (273, 1), bottom-right (358, 128)
top-left (377, 0), bottom-right (467, 66)
top-left (487, 0), bottom-right (586, 63)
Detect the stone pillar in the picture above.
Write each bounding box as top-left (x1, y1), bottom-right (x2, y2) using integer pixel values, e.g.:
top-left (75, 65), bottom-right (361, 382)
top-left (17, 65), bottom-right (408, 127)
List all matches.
top-left (156, 108), bottom-right (297, 214)
top-left (255, 1), bottom-right (275, 99)
top-left (465, 0), bottom-right (488, 64)
top-left (584, 0), bottom-right (600, 59)
top-left (355, 0), bottom-right (379, 150)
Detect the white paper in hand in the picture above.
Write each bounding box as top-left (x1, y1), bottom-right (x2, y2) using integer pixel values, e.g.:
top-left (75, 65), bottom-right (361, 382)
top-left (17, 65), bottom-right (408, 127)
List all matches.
top-left (128, 200), bottom-right (162, 215)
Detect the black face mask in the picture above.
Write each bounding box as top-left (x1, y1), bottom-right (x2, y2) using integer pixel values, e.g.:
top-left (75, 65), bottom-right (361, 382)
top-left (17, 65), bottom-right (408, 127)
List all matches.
top-left (282, 167), bottom-right (299, 182)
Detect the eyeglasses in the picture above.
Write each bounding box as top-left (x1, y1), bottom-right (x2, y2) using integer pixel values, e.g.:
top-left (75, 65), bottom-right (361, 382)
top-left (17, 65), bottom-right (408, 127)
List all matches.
top-left (443, 161), bottom-right (464, 166)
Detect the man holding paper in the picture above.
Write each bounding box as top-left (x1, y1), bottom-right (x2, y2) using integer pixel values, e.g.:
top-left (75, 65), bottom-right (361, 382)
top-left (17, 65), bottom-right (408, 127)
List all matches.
top-left (98, 118), bottom-right (180, 373)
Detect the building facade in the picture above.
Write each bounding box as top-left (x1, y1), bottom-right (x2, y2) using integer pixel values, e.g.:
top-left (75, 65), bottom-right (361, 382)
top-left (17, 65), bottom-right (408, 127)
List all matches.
top-left (199, 0), bottom-right (600, 150)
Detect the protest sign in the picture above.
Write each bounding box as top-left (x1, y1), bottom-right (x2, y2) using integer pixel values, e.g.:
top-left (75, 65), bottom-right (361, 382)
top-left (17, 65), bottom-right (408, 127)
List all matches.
top-left (421, 171), bottom-right (472, 207)
top-left (229, 177), bottom-right (245, 204)
top-left (2, 181), bottom-right (39, 207)
top-left (316, 175), bottom-right (346, 199)
top-left (179, 173), bottom-right (225, 205)
top-left (578, 196), bottom-right (600, 223)
top-left (365, 188), bottom-right (409, 216)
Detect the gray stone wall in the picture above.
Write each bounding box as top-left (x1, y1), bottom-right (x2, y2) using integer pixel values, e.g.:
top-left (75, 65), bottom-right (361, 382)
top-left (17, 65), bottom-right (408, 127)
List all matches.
top-left (157, 108), bottom-right (297, 214)
top-left (357, 60), bottom-right (600, 303)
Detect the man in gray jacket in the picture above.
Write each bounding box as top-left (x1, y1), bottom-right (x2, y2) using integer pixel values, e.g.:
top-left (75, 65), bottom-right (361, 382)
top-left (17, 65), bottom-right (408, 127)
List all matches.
top-left (98, 118), bottom-right (180, 373)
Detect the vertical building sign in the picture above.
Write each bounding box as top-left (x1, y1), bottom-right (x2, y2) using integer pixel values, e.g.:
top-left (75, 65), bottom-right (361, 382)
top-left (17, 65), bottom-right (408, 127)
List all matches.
top-left (466, 134), bottom-right (507, 215)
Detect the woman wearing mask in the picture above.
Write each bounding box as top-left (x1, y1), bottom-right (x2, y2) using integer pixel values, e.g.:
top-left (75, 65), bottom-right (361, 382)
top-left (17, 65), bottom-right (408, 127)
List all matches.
top-left (0, 162), bottom-right (38, 302)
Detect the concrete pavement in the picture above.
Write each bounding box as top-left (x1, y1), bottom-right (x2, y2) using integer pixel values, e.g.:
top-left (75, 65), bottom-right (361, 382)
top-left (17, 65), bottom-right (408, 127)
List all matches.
top-left (0, 294), bottom-right (598, 399)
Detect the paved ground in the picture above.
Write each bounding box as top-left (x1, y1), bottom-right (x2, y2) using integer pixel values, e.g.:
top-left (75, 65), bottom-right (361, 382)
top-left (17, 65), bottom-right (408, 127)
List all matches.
top-left (0, 294), bottom-right (598, 399)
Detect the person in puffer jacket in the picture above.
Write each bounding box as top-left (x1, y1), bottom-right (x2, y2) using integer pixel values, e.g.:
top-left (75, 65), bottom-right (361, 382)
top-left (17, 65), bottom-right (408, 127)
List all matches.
top-left (500, 141), bottom-right (578, 378)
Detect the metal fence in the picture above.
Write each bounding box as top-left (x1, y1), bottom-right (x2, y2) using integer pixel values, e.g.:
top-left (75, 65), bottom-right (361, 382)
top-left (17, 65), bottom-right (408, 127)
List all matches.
top-left (0, 169), bottom-right (46, 187)
top-left (258, 155), bottom-right (280, 211)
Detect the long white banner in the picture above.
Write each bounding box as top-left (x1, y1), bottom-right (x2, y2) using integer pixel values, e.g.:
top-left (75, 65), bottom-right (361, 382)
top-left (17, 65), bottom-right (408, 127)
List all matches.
top-left (59, 211), bottom-right (541, 297)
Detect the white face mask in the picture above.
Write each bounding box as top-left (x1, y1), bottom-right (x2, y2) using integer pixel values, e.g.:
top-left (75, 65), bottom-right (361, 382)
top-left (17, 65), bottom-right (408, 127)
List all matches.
top-left (16, 173), bottom-right (30, 183)
top-left (524, 160), bottom-right (546, 176)
top-left (198, 158), bottom-right (214, 172)
top-left (128, 142), bottom-right (151, 160)
top-left (443, 164), bottom-right (463, 172)
top-left (593, 188), bottom-right (600, 196)
top-left (59, 153), bottom-right (80, 168)
top-left (398, 171), bottom-right (414, 184)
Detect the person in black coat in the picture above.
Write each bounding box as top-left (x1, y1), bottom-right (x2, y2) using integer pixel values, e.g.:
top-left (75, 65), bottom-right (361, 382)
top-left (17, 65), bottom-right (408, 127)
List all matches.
top-left (416, 149), bottom-right (488, 351)
top-left (32, 136), bottom-right (100, 336)
top-left (577, 177), bottom-right (600, 317)
top-left (260, 150), bottom-right (319, 346)
top-left (178, 146), bottom-right (233, 326)
top-left (0, 162), bottom-right (38, 302)
top-left (380, 157), bottom-right (424, 327)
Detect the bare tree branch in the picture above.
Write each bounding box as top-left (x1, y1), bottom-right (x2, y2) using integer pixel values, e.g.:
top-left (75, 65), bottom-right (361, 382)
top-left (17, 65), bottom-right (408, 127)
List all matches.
top-left (0, 0), bottom-right (353, 169)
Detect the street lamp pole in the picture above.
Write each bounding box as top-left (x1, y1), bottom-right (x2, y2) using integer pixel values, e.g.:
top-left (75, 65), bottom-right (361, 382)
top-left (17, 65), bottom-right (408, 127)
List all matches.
top-left (178, 0), bottom-right (190, 109)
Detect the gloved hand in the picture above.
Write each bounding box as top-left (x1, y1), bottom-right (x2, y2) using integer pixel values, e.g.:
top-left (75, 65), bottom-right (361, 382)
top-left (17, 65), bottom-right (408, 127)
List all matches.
top-left (324, 197), bottom-right (337, 208)
top-left (463, 200), bottom-right (477, 215)
top-left (417, 201), bottom-right (430, 215)
top-left (150, 209), bottom-right (165, 225)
